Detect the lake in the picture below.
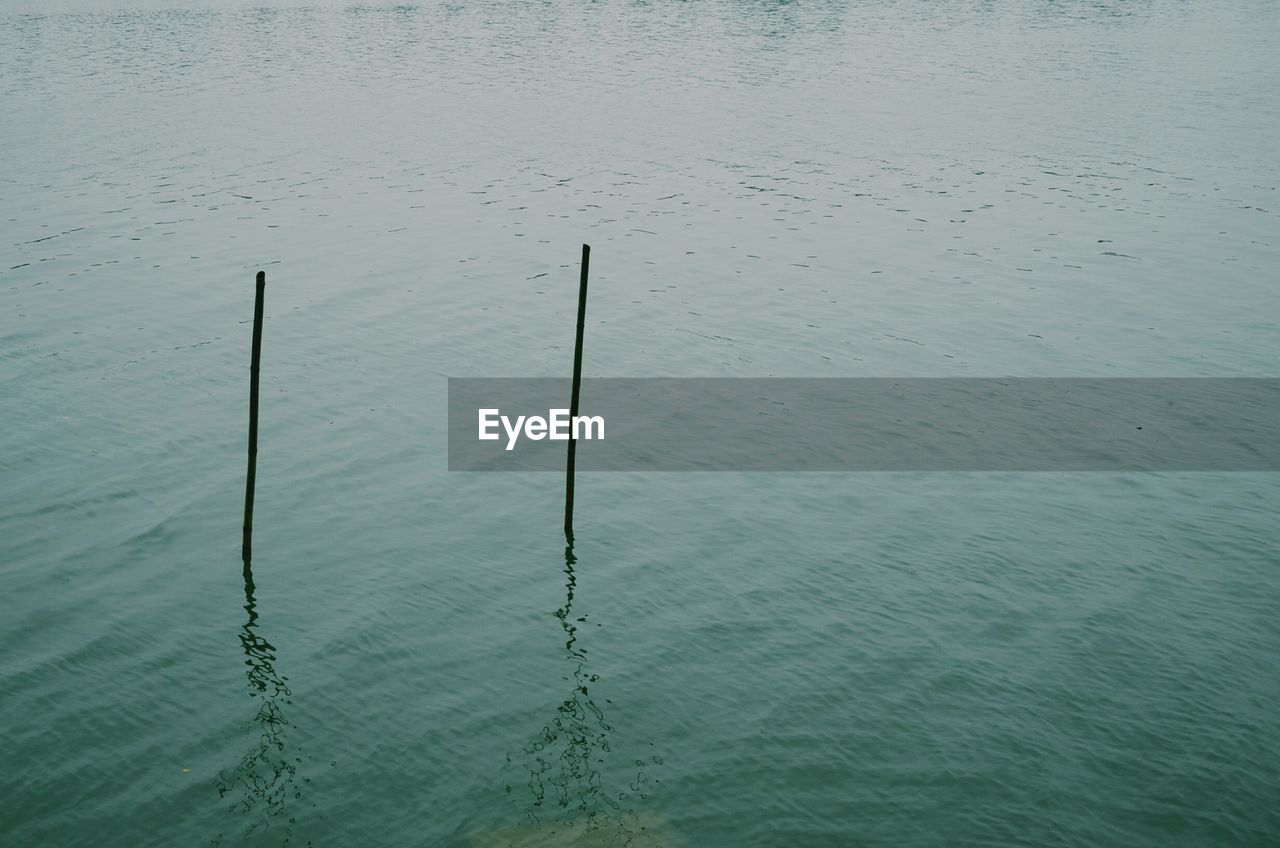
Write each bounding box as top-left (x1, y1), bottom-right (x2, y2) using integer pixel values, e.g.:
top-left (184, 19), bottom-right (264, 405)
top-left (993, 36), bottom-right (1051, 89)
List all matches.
top-left (2, 0), bottom-right (1278, 845)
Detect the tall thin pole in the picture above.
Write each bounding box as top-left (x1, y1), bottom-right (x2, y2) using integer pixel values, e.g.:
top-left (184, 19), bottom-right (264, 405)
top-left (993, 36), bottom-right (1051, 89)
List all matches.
top-left (242, 271), bottom-right (266, 564)
top-left (564, 244), bottom-right (590, 541)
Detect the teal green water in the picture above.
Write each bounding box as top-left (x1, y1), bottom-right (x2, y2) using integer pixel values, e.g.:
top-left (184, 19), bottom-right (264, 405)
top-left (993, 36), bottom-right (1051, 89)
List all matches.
top-left (2, 1), bottom-right (1279, 845)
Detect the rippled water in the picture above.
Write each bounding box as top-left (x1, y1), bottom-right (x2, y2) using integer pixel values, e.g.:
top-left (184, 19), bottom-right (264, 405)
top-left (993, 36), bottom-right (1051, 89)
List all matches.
top-left (3, 1), bottom-right (1279, 845)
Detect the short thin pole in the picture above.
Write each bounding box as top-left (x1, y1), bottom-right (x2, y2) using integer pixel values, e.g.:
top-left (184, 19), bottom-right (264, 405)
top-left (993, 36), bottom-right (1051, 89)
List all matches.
top-left (242, 271), bottom-right (266, 563)
top-left (564, 244), bottom-right (590, 541)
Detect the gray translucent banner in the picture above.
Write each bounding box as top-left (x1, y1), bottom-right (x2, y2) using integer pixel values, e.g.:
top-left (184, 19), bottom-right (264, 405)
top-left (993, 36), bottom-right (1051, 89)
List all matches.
top-left (447, 378), bottom-right (1280, 471)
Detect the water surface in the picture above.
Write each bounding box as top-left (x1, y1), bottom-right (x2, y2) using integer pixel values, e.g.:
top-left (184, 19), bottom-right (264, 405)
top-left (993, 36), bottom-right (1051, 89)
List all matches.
top-left (2, 1), bottom-right (1279, 845)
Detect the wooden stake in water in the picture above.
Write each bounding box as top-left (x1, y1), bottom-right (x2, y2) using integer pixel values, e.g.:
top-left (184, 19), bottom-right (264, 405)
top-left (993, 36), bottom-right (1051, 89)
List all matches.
top-left (242, 271), bottom-right (266, 564)
top-left (564, 244), bottom-right (590, 542)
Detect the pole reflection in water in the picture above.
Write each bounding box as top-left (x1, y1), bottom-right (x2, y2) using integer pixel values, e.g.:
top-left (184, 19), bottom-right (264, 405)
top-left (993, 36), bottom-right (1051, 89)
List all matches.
top-left (213, 562), bottom-right (310, 847)
top-left (480, 544), bottom-right (673, 847)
